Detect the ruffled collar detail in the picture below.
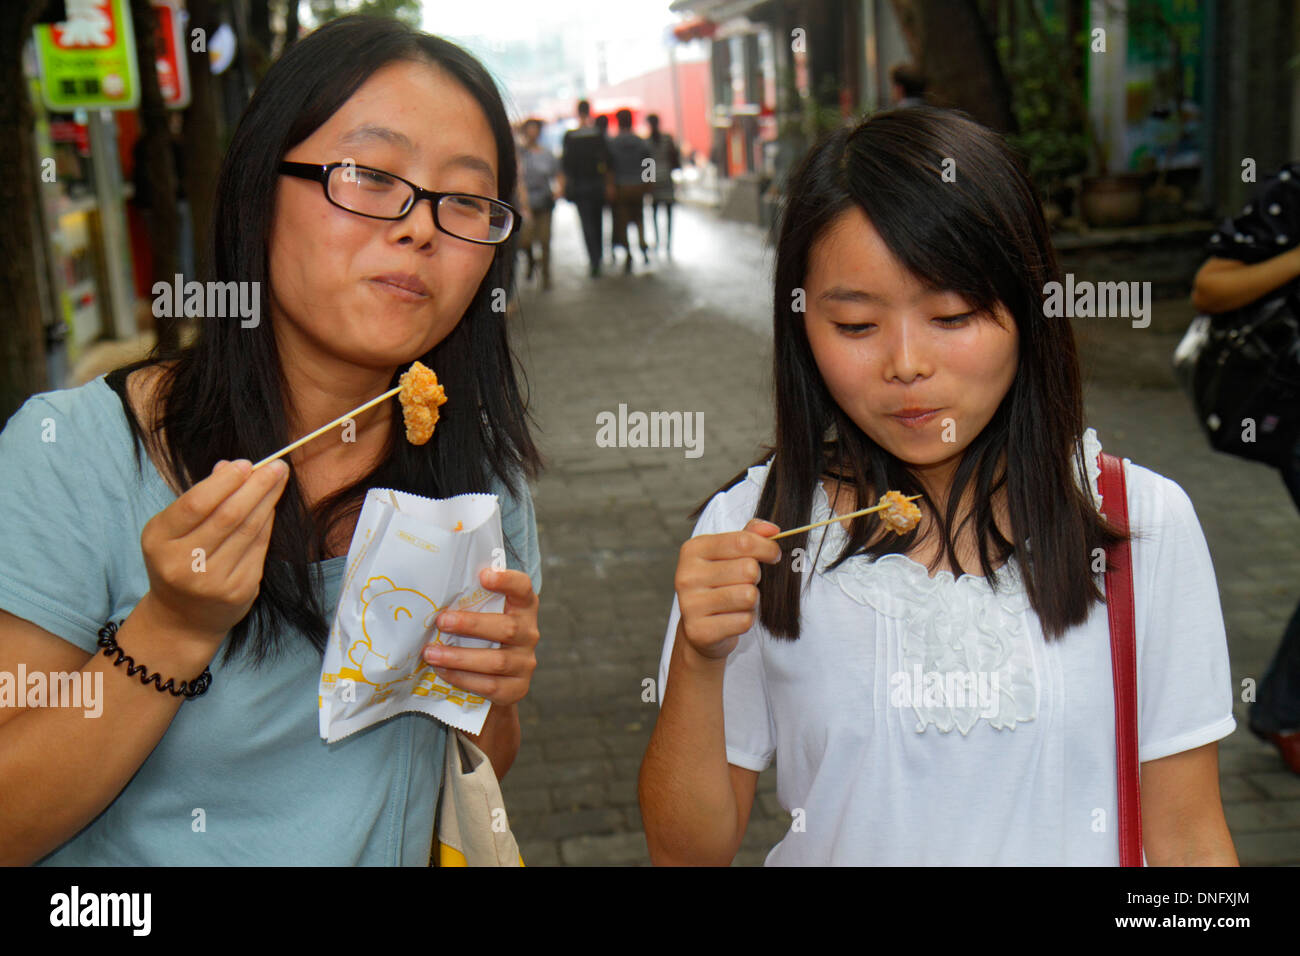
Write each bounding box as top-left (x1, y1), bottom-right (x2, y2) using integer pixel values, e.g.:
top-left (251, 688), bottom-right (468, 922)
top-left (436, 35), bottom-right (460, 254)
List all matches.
top-left (744, 429), bottom-right (1105, 736)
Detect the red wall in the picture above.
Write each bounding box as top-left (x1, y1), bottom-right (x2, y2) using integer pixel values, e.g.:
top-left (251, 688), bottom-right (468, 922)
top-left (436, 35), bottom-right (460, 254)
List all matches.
top-left (588, 60), bottom-right (712, 162)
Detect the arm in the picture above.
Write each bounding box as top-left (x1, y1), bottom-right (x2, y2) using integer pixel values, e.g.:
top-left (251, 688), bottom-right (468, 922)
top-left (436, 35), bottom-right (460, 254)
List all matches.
top-left (1140, 741), bottom-right (1238, 866)
top-left (550, 154), bottom-right (564, 201)
top-left (0, 602), bottom-right (219, 865)
top-left (0, 457), bottom-right (290, 864)
top-left (560, 132), bottom-right (575, 183)
top-left (466, 701), bottom-right (520, 779)
top-left (638, 518), bottom-right (781, 865)
top-left (1191, 247), bottom-right (1300, 313)
top-left (639, 621), bottom-right (760, 865)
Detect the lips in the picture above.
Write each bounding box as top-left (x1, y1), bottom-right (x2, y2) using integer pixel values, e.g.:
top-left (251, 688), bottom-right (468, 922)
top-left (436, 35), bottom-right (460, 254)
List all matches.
top-left (369, 273), bottom-right (430, 298)
top-left (889, 407), bottom-right (944, 427)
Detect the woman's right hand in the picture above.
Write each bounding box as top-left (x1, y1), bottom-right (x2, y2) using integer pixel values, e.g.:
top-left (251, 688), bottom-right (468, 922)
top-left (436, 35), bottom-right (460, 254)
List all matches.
top-left (140, 458), bottom-right (291, 645)
top-left (673, 518), bottom-right (782, 662)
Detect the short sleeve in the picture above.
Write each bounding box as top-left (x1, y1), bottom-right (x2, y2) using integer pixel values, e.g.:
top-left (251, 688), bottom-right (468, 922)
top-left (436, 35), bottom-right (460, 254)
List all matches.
top-left (1128, 466), bottom-right (1237, 762)
top-left (0, 393), bottom-right (113, 653)
top-left (1205, 162), bottom-right (1300, 264)
top-left (657, 484), bottom-right (777, 772)
top-left (493, 470), bottom-right (542, 596)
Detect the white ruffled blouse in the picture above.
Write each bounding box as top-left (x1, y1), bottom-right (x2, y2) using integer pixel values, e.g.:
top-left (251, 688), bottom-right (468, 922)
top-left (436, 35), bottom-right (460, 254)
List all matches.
top-left (658, 430), bottom-right (1236, 865)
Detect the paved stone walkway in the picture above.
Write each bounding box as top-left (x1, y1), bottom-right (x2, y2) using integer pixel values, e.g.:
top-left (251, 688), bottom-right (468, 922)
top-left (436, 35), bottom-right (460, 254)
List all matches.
top-left (500, 202), bottom-right (1300, 866)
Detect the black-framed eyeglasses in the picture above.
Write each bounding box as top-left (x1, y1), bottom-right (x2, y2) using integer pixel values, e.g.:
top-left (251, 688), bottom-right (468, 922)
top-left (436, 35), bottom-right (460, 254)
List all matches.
top-left (279, 161), bottom-right (519, 245)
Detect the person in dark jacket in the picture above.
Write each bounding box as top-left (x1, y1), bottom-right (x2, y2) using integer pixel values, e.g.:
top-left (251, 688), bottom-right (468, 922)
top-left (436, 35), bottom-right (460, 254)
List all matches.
top-left (561, 100), bottom-right (609, 278)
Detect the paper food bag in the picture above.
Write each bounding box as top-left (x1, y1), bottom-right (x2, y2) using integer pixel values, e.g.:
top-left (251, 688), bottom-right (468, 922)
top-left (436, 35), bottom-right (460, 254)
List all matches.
top-left (319, 488), bottom-right (503, 742)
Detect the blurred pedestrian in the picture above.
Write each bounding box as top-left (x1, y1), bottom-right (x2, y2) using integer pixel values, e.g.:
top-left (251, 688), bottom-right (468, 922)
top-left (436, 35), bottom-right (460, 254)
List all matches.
top-left (594, 114), bottom-right (612, 263)
top-left (1192, 161), bottom-right (1300, 774)
top-left (607, 109), bottom-right (651, 274)
top-left (519, 118), bottom-right (561, 290)
top-left (645, 114), bottom-right (680, 257)
top-left (890, 62), bottom-right (927, 108)
top-left (561, 100), bottom-right (608, 277)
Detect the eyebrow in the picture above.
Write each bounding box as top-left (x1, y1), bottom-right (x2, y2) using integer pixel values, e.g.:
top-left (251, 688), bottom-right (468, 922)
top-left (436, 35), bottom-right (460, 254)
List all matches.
top-left (818, 286), bottom-right (889, 305)
top-left (332, 129), bottom-right (496, 189)
top-left (445, 153), bottom-right (497, 186)
top-left (336, 124), bottom-right (418, 152)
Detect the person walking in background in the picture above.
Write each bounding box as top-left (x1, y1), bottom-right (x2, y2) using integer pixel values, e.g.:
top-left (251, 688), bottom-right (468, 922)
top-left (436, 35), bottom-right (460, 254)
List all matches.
top-left (594, 114), bottom-right (612, 265)
top-left (561, 100), bottom-right (608, 278)
top-left (645, 113), bottom-right (680, 258)
top-left (607, 109), bottom-right (651, 275)
top-left (1192, 161), bottom-right (1300, 775)
top-left (520, 118), bottom-right (561, 290)
top-left (890, 62), bottom-right (927, 107)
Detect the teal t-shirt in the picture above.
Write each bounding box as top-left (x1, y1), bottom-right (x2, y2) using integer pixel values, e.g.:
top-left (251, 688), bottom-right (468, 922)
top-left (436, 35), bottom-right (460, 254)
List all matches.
top-left (0, 375), bottom-right (541, 866)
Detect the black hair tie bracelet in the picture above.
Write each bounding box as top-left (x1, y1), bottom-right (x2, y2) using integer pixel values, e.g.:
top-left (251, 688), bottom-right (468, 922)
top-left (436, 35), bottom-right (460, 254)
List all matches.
top-left (97, 620), bottom-right (212, 700)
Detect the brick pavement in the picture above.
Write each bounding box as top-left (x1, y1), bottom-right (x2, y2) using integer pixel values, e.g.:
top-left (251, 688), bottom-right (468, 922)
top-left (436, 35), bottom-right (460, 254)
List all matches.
top-left (501, 202), bottom-right (1300, 866)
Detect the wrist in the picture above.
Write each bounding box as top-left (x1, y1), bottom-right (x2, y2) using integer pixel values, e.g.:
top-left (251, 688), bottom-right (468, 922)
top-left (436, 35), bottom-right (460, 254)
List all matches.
top-left (96, 619), bottom-right (213, 699)
top-left (676, 621), bottom-right (731, 673)
top-left (133, 592), bottom-right (227, 663)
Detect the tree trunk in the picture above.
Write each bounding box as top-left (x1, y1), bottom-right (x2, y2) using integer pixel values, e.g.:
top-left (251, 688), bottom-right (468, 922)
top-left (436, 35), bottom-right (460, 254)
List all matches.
top-left (183, 0), bottom-right (222, 281)
top-left (0, 1), bottom-right (54, 423)
top-left (248, 0), bottom-right (272, 80)
top-left (888, 0), bottom-right (1016, 133)
top-left (283, 0), bottom-right (299, 51)
top-left (130, 0), bottom-right (181, 354)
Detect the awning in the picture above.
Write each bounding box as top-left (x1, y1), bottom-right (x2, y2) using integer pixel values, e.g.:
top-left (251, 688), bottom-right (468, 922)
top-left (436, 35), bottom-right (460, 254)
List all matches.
top-left (672, 17), bottom-right (717, 41)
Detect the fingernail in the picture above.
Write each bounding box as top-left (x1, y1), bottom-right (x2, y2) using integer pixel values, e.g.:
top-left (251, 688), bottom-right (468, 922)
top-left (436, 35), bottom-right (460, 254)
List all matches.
top-left (438, 613), bottom-right (457, 630)
top-left (271, 459), bottom-right (289, 476)
top-left (215, 459), bottom-right (229, 470)
top-left (233, 459), bottom-right (252, 474)
top-left (424, 646), bottom-right (444, 663)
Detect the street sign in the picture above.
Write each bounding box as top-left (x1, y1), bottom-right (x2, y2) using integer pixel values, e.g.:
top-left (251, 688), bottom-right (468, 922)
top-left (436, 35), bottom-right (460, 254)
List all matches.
top-left (33, 0), bottom-right (141, 111)
top-left (152, 1), bottom-right (190, 109)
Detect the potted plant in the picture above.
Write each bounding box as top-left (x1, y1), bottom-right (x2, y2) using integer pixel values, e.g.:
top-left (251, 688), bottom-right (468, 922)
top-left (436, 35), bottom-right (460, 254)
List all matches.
top-left (1078, 114), bottom-right (1146, 228)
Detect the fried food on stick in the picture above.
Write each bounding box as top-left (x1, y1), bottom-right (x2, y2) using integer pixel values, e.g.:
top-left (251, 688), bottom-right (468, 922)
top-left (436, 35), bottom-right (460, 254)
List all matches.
top-left (397, 361), bottom-right (447, 446)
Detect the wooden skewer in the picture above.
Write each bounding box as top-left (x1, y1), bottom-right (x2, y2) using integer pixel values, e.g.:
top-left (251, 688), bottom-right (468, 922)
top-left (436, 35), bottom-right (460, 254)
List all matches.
top-left (251, 385), bottom-right (402, 470)
top-left (770, 494), bottom-right (923, 540)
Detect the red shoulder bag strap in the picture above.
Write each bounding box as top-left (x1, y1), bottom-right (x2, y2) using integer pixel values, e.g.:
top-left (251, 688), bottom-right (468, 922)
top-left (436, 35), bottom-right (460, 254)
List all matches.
top-left (1097, 451), bottom-right (1143, 867)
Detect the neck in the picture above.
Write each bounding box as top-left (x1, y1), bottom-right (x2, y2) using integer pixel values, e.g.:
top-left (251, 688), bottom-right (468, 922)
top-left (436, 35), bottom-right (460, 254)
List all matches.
top-left (271, 319), bottom-right (398, 468)
top-left (909, 456), bottom-right (962, 513)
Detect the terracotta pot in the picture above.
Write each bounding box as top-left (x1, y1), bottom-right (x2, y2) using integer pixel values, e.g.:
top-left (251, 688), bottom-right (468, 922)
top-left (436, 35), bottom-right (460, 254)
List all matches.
top-left (1079, 173), bottom-right (1146, 228)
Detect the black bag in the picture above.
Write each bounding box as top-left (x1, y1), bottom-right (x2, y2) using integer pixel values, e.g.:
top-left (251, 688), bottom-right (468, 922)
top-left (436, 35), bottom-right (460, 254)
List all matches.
top-left (1174, 286), bottom-right (1300, 467)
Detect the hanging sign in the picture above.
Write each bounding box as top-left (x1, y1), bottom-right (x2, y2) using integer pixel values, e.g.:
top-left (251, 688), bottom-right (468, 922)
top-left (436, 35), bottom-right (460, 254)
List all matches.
top-left (33, 0), bottom-right (141, 111)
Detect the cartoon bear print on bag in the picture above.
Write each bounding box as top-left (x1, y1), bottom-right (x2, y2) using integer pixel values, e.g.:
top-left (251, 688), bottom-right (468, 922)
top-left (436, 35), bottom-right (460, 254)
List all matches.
top-left (346, 575), bottom-right (443, 689)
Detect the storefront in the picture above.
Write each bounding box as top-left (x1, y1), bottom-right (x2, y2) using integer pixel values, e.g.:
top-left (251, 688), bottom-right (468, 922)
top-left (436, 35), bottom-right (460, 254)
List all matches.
top-left (25, 0), bottom-right (191, 386)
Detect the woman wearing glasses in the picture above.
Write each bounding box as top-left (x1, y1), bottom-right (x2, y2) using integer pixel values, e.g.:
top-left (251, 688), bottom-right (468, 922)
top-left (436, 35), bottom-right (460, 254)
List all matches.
top-left (0, 16), bottom-right (541, 865)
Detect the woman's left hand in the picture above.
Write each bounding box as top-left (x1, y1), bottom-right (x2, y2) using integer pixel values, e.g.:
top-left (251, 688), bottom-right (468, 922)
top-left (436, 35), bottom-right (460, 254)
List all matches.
top-left (422, 568), bottom-right (539, 707)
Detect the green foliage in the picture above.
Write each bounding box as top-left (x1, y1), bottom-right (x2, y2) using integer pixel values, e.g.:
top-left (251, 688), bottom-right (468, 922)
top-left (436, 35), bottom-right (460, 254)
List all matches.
top-left (308, 0), bottom-right (422, 28)
top-left (997, 30), bottom-right (1088, 198)
top-left (775, 68), bottom-right (842, 144)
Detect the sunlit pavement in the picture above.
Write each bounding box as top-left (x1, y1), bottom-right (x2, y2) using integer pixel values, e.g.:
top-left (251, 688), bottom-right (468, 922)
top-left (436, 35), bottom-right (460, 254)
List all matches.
top-left (501, 201), bottom-right (1300, 866)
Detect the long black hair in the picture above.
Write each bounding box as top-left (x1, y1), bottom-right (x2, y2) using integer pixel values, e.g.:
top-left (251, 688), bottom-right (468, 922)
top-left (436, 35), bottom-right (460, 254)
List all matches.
top-left (709, 106), bottom-right (1124, 641)
top-left (111, 15), bottom-right (541, 665)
